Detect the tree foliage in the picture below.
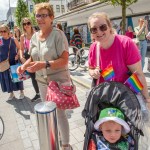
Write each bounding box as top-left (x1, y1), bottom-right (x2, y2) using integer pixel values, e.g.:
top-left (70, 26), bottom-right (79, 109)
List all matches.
top-left (32, 0), bottom-right (49, 4)
top-left (100, 0), bottom-right (138, 34)
top-left (15, 0), bottom-right (29, 28)
top-left (29, 12), bottom-right (37, 26)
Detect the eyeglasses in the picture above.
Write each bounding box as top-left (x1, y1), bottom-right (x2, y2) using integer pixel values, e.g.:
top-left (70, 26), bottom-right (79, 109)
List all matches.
top-left (0, 30), bottom-right (7, 33)
top-left (35, 14), bottom-right (50, 19)
top-left (23, 22), bottom-right (31, 26)
top-left (90, 24), bottom-right (108, 34)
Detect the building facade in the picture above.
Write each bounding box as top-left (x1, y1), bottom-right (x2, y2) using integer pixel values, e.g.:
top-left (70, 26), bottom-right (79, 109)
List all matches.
top-left (55, 0), bottom-right (150, 44)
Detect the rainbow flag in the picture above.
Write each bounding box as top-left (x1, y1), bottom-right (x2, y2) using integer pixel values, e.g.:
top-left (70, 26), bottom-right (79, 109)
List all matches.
top-left (101, 64), bottom-right (115, 81)
top-left (124, 73), bottom-right (143, 93)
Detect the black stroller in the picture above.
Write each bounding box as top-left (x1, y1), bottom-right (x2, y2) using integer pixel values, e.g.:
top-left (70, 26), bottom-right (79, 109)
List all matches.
top-left (82, 81), bottom-right (144, 150)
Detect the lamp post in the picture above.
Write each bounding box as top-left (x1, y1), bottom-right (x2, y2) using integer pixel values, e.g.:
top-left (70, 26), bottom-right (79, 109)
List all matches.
top-left (8, 0), bottom-right (12, 29)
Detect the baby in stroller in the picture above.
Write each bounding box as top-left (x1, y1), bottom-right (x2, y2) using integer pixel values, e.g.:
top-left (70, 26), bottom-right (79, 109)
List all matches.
top-left (82, 81), bottom-right (144, 150)
top-left (88, 107), bottom-right (134, 150)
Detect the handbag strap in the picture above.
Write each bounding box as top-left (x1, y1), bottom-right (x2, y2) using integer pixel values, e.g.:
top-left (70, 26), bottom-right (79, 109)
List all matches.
top-left (96, 42), bottom-right (100, 68)
top-left (8, 38), bottom-right (12, 59)
top-left (96, 42), bottom-right (101, 85)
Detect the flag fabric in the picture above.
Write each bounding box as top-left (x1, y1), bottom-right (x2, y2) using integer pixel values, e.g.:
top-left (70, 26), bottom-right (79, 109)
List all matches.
top-left (101, 64), bottom-right (115, 81)
top-left (124, 73), bottom-right (143, 93)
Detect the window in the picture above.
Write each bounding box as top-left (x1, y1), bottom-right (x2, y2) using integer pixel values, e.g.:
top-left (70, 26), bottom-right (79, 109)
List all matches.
top-left (61, 5), bottom-right (65, 13)
top-left (56, 5), bottom-right (60, 13)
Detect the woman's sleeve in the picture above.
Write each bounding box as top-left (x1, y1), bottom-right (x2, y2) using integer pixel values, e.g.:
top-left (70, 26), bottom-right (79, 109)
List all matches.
top-left (28, 33), bottom-right (36, 55)
top-left (88, 43), bottom-right (96, 68)
top-left (55, 31), bottom-right (67, 56)
top-left (125, 39), bottom-right (141, 65)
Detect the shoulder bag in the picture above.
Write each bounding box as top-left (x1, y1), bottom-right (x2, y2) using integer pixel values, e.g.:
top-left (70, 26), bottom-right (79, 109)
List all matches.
top-left (0, 39), bottom-right (11, 72)
top-left (46, 80), bottom-right (80, 109)
top-left (10, 62), bottom-right (30, 83)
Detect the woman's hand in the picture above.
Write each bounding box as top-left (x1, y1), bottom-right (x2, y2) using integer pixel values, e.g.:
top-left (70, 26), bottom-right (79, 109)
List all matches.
top-left (26, 61), bottom-right (45, 73)
top-left (17, 65), bottom-right (26, 75)
top-left (20, 57), bottom-right (26, 64)
top-left (90, 68), bottom-right (100, 79)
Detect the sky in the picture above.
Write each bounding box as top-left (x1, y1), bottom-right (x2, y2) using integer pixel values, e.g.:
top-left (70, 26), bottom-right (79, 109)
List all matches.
top-left (0, 0), bottom-right (17, 21)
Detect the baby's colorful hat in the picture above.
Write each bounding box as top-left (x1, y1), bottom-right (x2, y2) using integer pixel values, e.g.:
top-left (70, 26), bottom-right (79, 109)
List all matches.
top-left (94, 108), bottom-right (130, 134)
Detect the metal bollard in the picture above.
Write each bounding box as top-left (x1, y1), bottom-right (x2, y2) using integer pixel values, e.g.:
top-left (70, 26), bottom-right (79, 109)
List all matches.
top-left (34, 101), bottom-right (59, 150)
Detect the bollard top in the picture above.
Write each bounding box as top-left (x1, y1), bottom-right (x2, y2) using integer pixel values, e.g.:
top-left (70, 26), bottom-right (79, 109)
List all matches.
top-left (34, 101), bottom-right (56, 114)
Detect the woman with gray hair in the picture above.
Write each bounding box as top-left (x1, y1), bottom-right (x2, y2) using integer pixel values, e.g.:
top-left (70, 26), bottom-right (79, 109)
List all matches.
top-left (0, 24), bottom-right (24, 100)
top-left (17, 2), bottom-right (72, 150)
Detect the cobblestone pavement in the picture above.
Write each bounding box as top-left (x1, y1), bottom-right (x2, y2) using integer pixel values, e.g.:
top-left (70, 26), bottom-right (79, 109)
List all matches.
top-left (0, 79), bottom-right (88, 150)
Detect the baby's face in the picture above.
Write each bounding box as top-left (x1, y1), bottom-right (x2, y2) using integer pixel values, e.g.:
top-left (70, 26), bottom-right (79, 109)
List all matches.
top-left (100, 121), bottom-right (122, 143)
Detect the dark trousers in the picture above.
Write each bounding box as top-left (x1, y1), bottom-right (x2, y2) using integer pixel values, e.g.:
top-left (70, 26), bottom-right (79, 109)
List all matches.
top-left (29, 72), bottom-right (39, 94)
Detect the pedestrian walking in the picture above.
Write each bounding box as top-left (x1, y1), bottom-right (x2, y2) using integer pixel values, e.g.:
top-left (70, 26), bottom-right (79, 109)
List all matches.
top-left (87, 12), bottom-right (150, 108)
top-left (19, 18), bottom-right (40, 102)
top-left (17, 2), bottom-right (73, 150)
top-left (70, 27), bottom-right (83, 53)
top-left (0, 24), bottom-right (24, 100)
top-left (134, 18), bottom-right (149, 69)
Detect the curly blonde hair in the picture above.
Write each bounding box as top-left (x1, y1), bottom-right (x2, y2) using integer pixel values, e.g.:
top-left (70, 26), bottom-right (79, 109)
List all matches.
top-left (34, 2), bottom-right (54, 17)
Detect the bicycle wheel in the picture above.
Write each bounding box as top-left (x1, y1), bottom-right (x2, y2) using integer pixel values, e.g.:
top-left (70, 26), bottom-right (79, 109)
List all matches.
top-left (68, 53), bottom-right (79, 71)
top-left (0, 116), bottom-right (4, 140)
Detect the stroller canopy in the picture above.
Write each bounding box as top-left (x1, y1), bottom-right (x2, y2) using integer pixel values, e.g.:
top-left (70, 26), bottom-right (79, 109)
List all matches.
top-left (82, 81), bottom-right (143, 130)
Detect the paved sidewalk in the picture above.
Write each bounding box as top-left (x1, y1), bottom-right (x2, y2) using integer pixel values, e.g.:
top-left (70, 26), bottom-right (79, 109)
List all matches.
top-left (0, 79), bottom-right (88, 150)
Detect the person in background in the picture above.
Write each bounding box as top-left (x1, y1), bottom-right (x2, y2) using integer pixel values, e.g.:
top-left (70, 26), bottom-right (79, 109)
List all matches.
top-left (125, 26), bottom-right (134, 39)
top-left (17, 2), bottom-right (72, 150)
top-left (0, 24), bottom-right (24, 100)
top-left (134, 18), bottom-right (149, 70)
top-left (14, 26), bottom-right (21, 42)
top-left (20, 18), bottom-right (40, 102)
top-left (9, 30), bottom-right (14, 38)
top-left (70, 27), bottom-right (83, 54)
top-left (87, 12), bottom-right (150, 109)
top-left (56, 23), bottom-right (63, 31)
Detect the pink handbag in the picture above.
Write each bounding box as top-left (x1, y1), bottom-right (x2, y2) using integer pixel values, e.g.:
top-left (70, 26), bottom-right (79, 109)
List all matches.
top-left (46, 81), bottom-right (80, 110)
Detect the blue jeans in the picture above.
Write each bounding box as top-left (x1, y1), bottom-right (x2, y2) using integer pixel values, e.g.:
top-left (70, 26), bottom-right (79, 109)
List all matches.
top-left (139, 40), bottom-right (147, 69)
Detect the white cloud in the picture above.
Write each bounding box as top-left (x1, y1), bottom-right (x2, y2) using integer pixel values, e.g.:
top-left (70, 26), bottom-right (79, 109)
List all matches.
top-left (0, 0), bottom-right (17, 21)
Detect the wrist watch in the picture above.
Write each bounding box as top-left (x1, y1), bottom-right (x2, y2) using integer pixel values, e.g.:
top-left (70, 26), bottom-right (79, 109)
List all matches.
top-left (45, 60), bottom-right (50, 69)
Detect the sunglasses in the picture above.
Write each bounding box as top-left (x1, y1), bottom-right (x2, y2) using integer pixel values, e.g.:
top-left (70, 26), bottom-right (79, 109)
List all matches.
top-left (35, 14), bottom-right (50, 19)
top-left (0, 30), bottom-right (7, 33)
top-left (90, 24), bottom-right (108, 34)
top-left (23, 22), bottom-right (31, 26)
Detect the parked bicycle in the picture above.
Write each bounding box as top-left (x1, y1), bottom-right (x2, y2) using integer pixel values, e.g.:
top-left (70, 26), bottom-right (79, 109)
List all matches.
top-left (68, 46), bottom-right (89, 71)
top-left (0, 115), bottom-right (4, 140)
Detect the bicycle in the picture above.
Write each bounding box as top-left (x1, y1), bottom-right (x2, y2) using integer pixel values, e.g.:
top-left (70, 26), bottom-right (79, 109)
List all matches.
top-left (0, 115), bottom-right (4, 140)
top-left (68, 46), bottom-right (89, 71)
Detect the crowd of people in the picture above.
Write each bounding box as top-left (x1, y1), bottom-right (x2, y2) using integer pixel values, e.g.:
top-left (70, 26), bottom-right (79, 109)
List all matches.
top-left (0, 2), bottom-right (150, 150)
